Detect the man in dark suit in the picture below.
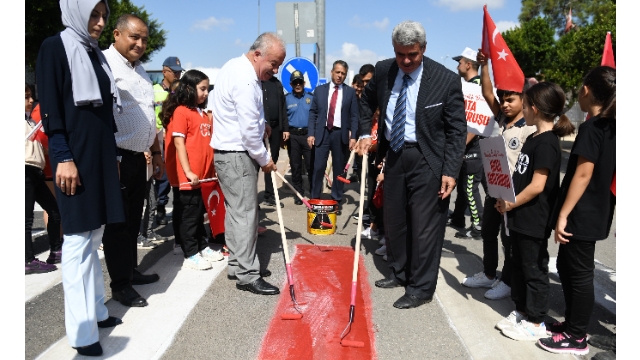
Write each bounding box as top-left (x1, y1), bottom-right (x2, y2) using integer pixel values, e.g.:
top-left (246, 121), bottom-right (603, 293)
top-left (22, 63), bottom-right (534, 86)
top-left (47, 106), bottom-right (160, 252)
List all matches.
top-left (261, 76), bottom-right (289, 208)
top-left (357, 21), bottom-right (467, 309)
top-left (307, 60), bottom-right (359, 209)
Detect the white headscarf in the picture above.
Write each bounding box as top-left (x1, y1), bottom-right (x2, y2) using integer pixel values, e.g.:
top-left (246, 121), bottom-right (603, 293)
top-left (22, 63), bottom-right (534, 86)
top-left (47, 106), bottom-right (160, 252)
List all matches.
top-left (59, 0), bottom-right (122, 112)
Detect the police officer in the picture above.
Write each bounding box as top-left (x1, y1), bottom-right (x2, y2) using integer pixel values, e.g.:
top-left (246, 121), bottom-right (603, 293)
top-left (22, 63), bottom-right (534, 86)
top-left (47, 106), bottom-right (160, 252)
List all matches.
top-left (285, 71), bottom-right (314, 205)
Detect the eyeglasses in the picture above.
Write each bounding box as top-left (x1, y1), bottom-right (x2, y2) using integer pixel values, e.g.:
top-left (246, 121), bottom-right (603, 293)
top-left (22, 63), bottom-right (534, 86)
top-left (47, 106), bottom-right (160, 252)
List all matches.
top-left (292, 81), bottom-right (304, 86)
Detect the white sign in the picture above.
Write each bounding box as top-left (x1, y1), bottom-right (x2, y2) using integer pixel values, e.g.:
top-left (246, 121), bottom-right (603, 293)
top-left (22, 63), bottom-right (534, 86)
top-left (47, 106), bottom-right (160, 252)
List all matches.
top-left (461, 80), bottom-right (496, 137)
top-left (479, 136), bottom-right (516, 203)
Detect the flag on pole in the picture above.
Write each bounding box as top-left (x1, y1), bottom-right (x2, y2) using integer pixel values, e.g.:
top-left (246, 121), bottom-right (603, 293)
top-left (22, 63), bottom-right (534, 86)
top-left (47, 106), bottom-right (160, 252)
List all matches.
top-left (599, 31), bottom-right (616, 195)
top-left (481, 5), bottom-right (525, 93)
top-left (564, 8), bottom-right (574, 33)
top-left (201, 180), bottom-right (226, 237)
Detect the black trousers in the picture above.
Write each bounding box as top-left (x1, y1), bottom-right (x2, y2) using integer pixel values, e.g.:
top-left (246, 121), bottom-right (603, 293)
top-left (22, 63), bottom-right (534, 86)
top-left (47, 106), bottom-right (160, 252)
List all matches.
top-left (481, 196), bottom-right (513, 286)
top-left (557, 239), bottom-right (596, 339)
top-left (179, 189), bottom-right (208, 258)
top-left (384, 146), bottom-right (449, 300)
top-left (102, 151), bottom-right (146, 292)
top-left (289, 132), bottom-right (313, 195)
top-left (510, 230), bottom-right (550, 323)
top-left (25, 165), bottom-right (62, 262)
top-left (263, 125), bottom-right (281, 199)
top-left (451, 158), bottom-right (484, 227)
top-left (311, 128), bottom-right (347, 201)
top-left (171, 187), bottom-right (183, 246)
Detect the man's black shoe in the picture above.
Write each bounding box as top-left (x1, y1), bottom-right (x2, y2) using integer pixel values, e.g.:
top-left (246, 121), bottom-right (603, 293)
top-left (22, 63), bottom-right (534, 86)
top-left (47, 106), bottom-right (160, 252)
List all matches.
top-left (393, 293), bottom-right (432, 309)
top-left (112, 286), bottom-right (148, 307)
top-left (375, 278), bottom-right (405, 288)
top-left (447, 217), bottom-right (465, 229)
top-left (97, 316), bottom-right (123, 328)
top-left (156, 206), bottom-right (167, 225)
top-left (132, 269), bottom-right (160, 285)
top-left (294, 198), bottom-right (303, 205)
top-left (74, 341), bottom-right (103, 356)
top-left (349, 174), bottom-right (359, 183)
top-left (228, 269), bottom-right (272, 281)
top-left (454, 225), bottom-right (482, 240)
top-left (236, 277), bottom-right (280, 295)
top-left (263, 197), bottom-right (284, 208)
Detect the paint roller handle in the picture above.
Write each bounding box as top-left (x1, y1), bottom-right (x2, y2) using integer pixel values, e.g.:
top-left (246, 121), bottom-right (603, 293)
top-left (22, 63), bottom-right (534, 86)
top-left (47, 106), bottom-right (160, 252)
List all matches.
top-left (179, 177), bottom-right (218, 186)
top-left (274, 171), bottom-right (313, 211)
top-left (343, 149), bottom-right (356, 173)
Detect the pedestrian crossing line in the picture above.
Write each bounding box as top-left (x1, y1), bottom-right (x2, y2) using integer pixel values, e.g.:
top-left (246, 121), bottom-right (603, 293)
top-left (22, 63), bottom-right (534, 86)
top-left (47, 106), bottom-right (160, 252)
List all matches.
top-left (34, 250), bottom-right (227, 359)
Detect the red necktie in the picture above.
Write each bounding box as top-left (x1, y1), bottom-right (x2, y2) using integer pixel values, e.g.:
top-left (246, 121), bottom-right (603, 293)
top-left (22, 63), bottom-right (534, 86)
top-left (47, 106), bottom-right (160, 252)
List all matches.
top-left (327, 85), bottom-right (339, 130)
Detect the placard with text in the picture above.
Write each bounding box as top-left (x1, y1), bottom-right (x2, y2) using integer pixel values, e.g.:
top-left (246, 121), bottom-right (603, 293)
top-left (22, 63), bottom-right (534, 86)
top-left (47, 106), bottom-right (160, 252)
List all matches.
top-left (461, 80), bottom-right (496, 137)
top-left (479, 136), bottom-right (516, 203)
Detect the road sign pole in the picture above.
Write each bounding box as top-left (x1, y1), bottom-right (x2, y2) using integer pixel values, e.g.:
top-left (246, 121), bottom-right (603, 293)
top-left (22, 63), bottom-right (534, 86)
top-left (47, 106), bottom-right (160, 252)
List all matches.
top-left (294, 3), bottom-right (301, 57)
top-left (316, 0), bottom-right (325, 78)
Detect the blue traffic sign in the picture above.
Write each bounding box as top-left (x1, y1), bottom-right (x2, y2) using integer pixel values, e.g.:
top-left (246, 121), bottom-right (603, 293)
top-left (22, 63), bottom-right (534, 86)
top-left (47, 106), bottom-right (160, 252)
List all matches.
top-left (280, 57), bottom-right (319, 93)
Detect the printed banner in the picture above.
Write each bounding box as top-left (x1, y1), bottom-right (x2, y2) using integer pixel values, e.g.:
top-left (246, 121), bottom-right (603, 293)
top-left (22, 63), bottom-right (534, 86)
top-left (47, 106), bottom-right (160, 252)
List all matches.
top-left (479, 136), bottom-right (516, 203)
top-left (461, 80), bottom-right (496, 137)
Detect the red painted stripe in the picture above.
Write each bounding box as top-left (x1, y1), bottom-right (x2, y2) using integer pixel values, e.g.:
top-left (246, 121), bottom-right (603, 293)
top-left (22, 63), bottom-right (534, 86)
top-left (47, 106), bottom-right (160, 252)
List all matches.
top-left (258, 244), bottom-right (376, 360)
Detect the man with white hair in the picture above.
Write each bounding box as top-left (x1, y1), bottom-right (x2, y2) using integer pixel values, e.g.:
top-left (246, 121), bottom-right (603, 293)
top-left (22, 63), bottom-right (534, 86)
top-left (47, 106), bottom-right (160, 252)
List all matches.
top-left (210, 32), bottom-right (284, 295)
top-left (357, 21), bottom-right (467, 309)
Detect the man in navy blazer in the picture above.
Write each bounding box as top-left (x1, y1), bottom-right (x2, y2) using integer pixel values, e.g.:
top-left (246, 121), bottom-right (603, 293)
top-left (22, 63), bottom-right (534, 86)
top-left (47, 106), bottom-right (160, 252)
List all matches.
top-left (307, 60), bottom-right (359, 206)
top-left (357, 21), bottom-right (467, 309)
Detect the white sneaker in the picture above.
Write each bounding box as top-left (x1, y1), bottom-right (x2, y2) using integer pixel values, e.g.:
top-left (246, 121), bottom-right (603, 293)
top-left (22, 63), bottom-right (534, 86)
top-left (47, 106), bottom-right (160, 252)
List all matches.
top-left (496, 310), bottom-right (527, 331)
top-left (183, 253), bottom-right (212, 270)
top-left (378, 236), bottom-right (386, 246)
top-left (485, 280), bottom-right (511, 300)
top-left (201, 247), bottom-right (224, 262)
top-left (501, 320), bottom-right (547, 341)
top-left (375, 245), bottom-right (386, 256)
top-left (362, 227), bottom-right (379, 239)
top-left (461, 271), bottom-right (497, 288)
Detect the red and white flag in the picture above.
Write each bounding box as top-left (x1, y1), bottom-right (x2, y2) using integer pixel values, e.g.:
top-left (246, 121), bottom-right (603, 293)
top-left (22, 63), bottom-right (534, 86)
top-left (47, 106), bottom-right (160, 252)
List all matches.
top-left (564, 8), bottom-right (573, 33)
top-left (481, 5), bottom-right (525, 93)
top-left (201, 180), bottom-right (226, 237)
top-left (599, 31), bottom-right (616, 195)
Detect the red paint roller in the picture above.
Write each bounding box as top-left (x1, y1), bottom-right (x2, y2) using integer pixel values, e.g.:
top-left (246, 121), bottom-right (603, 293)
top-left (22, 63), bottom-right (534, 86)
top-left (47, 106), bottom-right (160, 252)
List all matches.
top-left (273, 172), bottom-right (333, 228)
top-left (337, 149), bottom-right (357, 184)
top-left (339, 152), bottom-right (368, 348)
top-left (264, 139), bottom-right (304, 320)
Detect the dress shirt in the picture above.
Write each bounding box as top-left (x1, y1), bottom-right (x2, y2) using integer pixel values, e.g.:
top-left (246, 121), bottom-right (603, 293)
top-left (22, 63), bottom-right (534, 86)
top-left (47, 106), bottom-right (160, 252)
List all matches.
top-left (210, 54), bottom-right (269, 166)
top-left (327, 82), bottom-right (344, 128)
top-left (103, 45), bottom-right (156, 152)
top-left (285, 92), bottom-right (313, 128)
top-left (384, 64), bottom-right (423, 143)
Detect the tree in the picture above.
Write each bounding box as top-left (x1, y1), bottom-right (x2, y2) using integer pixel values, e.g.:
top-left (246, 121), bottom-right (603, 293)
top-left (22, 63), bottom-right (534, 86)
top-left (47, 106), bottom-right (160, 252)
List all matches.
top-left (519, 0), bottom-right (615, 37)
top-left (502, 17), bottom-right (555, 78)
top-left (26, 0), bottom-right (167, 68)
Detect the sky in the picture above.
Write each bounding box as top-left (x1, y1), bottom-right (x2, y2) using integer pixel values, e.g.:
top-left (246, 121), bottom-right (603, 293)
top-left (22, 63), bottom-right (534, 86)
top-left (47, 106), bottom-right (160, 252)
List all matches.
top-left (136, 0), bottom-right (523, 85)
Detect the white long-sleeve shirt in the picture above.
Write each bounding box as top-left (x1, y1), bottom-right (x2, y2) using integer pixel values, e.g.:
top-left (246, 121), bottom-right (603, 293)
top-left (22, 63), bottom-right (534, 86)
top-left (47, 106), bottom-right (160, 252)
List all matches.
top-left (210, 54), bottom-right (269, 166)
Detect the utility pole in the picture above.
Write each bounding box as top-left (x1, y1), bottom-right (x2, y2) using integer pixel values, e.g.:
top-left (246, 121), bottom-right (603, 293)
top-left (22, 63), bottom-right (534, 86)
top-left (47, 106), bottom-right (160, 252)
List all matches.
top-left (294, 3), bottom-right (301, 56)
top-left (316, 0), bottom-right (325, 78)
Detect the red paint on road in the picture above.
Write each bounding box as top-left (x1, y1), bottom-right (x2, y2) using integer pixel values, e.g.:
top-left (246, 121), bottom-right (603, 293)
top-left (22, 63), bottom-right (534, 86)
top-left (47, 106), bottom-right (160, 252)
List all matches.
top-left (257, 244), bottom-right (376, 360)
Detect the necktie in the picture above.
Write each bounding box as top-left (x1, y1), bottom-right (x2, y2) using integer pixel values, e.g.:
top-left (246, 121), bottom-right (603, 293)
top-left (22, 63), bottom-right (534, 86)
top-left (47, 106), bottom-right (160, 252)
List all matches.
top-left (390, 74), bottom-right (411, 152)
top-left (327, 85), bottom-right (339, 130)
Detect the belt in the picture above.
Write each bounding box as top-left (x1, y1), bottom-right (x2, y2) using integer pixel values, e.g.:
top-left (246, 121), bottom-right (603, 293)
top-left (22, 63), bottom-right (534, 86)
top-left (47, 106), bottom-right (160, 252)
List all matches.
top-left (119, 148), bottom-right (145, 156)
top-left (404, 142), bottom-right (418, 148)
top-left (215, 149), bottom-right (247, 154)
top-left (289, 127), bottom-right (308, 136)
top-left (327, 126), bottom-right (341, 131)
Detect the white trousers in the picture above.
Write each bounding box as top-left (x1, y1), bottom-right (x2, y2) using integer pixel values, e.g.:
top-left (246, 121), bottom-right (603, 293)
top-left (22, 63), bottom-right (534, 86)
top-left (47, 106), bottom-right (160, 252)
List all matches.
top-left (62, 225), bottom-right (108, 347)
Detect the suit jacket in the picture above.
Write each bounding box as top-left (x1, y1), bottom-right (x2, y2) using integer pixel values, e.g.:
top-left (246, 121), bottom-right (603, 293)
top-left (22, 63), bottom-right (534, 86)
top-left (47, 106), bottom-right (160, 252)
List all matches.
top-left (262, 77), bottom-right (289, 132)
top-left (359, 56), bottom-right (467, 179)
top-left (308, 82), bottom-right (359, 146)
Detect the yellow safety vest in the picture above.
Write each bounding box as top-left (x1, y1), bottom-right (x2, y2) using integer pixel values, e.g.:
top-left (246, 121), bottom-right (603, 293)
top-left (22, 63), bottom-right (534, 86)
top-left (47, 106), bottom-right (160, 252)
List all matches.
top-left (154, 83), bottom-right (168, 130)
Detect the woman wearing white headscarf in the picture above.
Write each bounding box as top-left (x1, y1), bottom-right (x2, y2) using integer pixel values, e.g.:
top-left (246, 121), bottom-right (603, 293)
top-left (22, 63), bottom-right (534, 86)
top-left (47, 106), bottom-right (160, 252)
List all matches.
top-left (36, 0), bottom-right (125, 356)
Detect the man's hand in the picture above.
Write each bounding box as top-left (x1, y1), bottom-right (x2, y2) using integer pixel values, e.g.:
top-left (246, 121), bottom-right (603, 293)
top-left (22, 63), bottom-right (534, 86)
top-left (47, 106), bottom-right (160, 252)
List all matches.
top-left (283, 132), bottom-right (290, 142)
top-left (57, 161), bottom-right (81, 196)
top-left (144, 152), bottom-right (151, 164)
top-left (261, 159), bottom-right (277, 173)
top-left (438, 175), bottom-right (456, 199)
top-left (307, 136), bottom-right (315, 148)
top-left (152, 153), bottom-right (165, 180)
top-left (357, 138), bottom-right (372, 156)
top-left (349, 138), bottom-right (357, 151)
top-left (265, 123), bottom-right (272, 139)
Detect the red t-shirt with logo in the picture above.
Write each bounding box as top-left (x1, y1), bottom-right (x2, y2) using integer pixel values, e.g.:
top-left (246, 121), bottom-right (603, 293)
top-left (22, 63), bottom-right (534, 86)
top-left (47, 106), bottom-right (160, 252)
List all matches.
top-left (165, 105), bottom-right (214, 190)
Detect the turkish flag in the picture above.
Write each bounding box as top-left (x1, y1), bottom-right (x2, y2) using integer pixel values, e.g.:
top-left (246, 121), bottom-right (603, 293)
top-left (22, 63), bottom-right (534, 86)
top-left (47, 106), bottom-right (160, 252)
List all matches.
top-left (601, 32), bottom-right (615, 69)
top-left (201, 180), bottom-right (226, 237)
top-left (564, 8), bottom-right (573, 33)
top-left (481, 5), bottom-right (525, 93)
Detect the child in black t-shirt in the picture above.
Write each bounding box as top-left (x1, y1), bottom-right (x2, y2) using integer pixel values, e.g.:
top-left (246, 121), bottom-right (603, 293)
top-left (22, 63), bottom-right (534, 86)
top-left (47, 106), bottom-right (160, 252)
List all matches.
top-left (495, 82), bottom-right (575, 342)
top-left (538, 66), bottom-right (616, 356)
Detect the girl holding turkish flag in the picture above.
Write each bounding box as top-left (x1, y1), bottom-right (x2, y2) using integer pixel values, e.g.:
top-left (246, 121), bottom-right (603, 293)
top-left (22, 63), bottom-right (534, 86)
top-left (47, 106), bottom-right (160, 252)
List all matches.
top-left (538, 66), bottom-right (616, 356)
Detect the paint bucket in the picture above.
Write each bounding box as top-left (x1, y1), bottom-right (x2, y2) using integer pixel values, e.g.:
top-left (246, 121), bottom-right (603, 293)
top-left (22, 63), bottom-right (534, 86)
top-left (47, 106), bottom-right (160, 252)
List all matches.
top-left (307, 199), bottom-right (338, 235)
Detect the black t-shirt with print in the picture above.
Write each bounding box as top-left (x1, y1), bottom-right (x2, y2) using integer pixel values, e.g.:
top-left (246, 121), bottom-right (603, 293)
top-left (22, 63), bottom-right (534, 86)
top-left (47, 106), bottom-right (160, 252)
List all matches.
top-left (507, 131), bottom-right (562, 239)
top-left (551, 116), bottom-right (616, 241)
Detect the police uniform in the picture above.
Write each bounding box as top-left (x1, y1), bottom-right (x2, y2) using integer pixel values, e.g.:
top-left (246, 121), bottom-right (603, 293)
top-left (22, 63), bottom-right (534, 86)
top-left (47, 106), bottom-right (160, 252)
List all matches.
top-left (286, 71), bottom-right (314, 199)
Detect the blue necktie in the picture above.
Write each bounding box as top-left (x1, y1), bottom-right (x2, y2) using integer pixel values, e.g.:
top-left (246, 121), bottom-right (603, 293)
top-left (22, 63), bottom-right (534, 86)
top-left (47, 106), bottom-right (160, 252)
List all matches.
top-left (390, 74), bottom-right (411, 152)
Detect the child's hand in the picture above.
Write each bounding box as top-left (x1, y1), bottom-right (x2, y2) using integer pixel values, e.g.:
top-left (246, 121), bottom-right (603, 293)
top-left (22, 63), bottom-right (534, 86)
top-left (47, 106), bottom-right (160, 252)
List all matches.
top-left (376, 173), bottom-right (384, 183)
top-left (186, 171), bottom-right (199, 185)
top-left (554, 216), bottom-right (572, 244)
